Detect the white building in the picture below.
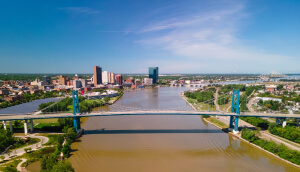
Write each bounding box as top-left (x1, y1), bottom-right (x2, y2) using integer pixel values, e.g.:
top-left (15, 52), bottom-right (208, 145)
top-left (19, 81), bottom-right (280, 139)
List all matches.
top-left (102, 71), bottom-right (109, 84)
top-left (144, 78), bottom-right (153, 85)
top-left (85, 90), bottom-right (118, 99)
top-left (185, 80), bottom-right (191, 84)
top-left (73, 80), bottom-right (82, 90)
top-left (81, 79), bottom-right (87, 87)
top-left (256, 97), bottom-right (282, 103)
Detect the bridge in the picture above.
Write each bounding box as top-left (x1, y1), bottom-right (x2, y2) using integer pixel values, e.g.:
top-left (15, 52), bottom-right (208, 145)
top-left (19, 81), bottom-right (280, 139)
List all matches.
top-left (0, 89), bottom-right (298, 135)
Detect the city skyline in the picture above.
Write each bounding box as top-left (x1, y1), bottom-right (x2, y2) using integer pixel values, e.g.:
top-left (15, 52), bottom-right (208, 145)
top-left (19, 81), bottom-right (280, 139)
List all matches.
top-left (0, 0), bottom-right (300, 74)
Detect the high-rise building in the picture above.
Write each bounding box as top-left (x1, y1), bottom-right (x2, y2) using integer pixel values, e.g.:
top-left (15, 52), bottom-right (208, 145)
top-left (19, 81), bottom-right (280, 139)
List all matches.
top-left (102, 71), bottom-right (109, 84)
top-left (42, 75), bottom-right (51, 85)
top-left (73, 80), bottom-right (82, 89)
top-left (149, 67), bottom-right (159, 84)
top-left (109, 72), bottom-right (115, 84)
top-left (59, 75), bottom-right (69, 85)
top-left (115, 74), bottom-right (123, 85)
top-left (81, 79), bottom-right (88, 87)
top-left (93, 66), bottom-right (102, 86)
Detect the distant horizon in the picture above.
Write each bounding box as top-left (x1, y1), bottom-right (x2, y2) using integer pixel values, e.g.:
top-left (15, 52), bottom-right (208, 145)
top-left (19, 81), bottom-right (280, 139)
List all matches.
top-left (1, 72), bottom-right (300, 75)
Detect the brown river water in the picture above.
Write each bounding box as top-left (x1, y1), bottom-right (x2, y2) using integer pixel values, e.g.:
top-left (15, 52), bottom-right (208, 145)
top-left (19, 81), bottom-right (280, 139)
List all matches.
top-left (28, 87), bottom-right (299, 172)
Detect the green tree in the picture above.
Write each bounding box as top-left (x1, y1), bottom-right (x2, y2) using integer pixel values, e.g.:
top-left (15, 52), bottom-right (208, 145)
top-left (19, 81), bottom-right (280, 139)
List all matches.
top-left (277, 84), bottom-right (283, 90)
top-left (0, 155), bottom-right (5, 161)
top-left (103, 97), bottom-right (110, 103)
top-left (13, 120), bottom-right (22, 128)
top-left (41, 153), bottom-right (59, 171)
top-left (58, 118), bottom-right (73, 128)
top-left (0, 128), bottom-right (15, 152)
top-left (51, 160), bottom-right (75, 172)
top-left (62, 143), bottom-right (71, 158)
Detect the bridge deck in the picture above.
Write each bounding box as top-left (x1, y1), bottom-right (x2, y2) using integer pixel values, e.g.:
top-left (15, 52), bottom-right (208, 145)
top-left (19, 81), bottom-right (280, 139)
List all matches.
top-left (0, 111), bottom-right (299, 121)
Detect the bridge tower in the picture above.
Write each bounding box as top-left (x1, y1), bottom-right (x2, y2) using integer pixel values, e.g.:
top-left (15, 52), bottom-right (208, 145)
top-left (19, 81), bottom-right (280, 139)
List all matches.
top-left (72, 90), bottom-right (81, 131)
top-left (230, 89), bottom-right (240, 134)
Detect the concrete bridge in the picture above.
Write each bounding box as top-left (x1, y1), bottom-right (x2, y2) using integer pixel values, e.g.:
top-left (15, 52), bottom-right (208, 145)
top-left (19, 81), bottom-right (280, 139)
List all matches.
top-left (1, 110), bottom-right (298, 135)
top-left (1, 89), bottom-right (298, 135)
top-left (1, 110), bottom-right (299, 121)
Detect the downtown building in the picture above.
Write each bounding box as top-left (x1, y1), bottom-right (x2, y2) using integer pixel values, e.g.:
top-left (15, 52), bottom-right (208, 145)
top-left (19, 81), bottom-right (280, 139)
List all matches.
top-left (93, 66), bottom-right (102, 86)
top-left (102, 71), bottom-right (109, 84)
top-left (149, 67), bottom-right (159, 84)
top-left (115, 74), bottom-right (123, 85)
top-left (102, 71), bottom-right (116, 84)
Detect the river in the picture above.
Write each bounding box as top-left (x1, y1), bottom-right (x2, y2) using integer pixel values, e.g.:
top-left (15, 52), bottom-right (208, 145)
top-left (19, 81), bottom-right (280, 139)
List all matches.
top-left (65, 87), bottom-right (298, 172)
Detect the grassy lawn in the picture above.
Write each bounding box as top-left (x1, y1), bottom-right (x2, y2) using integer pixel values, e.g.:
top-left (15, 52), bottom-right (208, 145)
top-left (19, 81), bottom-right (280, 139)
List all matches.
top-left (219, 97), bottom-right (232, 112)
top-left (21, 147), bottom-right (56, 168)
top-left (186, 97), bottom-right (217, 111)
top-left (41, 134), bottom-right (59, 146)
top-left (205, 116), bottom-right (228, 128)
top-left (33, 118), bottom-right (58, 124)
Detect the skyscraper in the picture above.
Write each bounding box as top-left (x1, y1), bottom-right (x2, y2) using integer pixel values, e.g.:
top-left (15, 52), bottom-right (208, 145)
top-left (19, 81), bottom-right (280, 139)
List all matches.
top-left (102, 71), bottom-right (109, 84)
top-left (93, 66), bottom-right (102, 86)
top-left (109, 72), bottom-right (115, 84)
top-left (115, 74), bottom-right (123, 85)
top-left (149, 67), bottom-right (159, 84)
top-left (42, 75), bottom-right (51, 85)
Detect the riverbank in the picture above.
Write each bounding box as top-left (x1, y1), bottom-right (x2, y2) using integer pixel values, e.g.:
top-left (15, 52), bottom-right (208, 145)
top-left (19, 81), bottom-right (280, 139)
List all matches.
top-left (180, 92), bottom-right (228, 129)
top-left (181, 92), bottom-right (300, 169)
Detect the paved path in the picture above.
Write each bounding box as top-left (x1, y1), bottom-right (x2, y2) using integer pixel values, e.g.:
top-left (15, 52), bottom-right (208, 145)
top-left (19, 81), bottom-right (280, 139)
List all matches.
top-left (16, 158), bottom-right (27, 172)
top-left (247, 97), bottom-right (256, 112)
top-left (0, 134), bottom-right (49, 160)
top-left (214, 89), bottom-right (221, 112)
top-left (226, 105), bottom-right (231, 112)
top-left (260, 131), bottom-right (300, 151)
top-left (217, 116), bottom-right (300, 151)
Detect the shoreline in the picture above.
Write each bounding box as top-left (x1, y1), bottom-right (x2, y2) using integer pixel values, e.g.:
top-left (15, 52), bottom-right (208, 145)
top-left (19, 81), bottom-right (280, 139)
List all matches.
top-left (180, 92), bottom-right (300, 169)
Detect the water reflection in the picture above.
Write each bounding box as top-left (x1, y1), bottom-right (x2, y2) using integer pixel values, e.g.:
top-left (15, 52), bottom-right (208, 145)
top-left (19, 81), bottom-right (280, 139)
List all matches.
top-left (84, 128), bottom-right (223, 134)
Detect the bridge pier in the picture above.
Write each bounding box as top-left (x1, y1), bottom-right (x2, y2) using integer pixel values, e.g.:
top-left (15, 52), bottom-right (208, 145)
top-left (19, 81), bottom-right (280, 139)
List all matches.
top-left (73, 117), bottom-right (81, 131)
top-left (230, 89), bottom-right (240, 134)
top-left (24, 120), bottom-right (28, 135)
top-left (30, 120), bottom-right (34, 132)
top-left (2, 121), bottom-right (6, 130)
top-left (9, 121), bottom-right (13, 132)
top-left (297, 119), bottom-right (299, 127)
top-left (282, 118), bottom-right (287, 128)
top-left (233, 116), bottom-right (239, 134)
top-left (229, 116), bottom-right (234, 129)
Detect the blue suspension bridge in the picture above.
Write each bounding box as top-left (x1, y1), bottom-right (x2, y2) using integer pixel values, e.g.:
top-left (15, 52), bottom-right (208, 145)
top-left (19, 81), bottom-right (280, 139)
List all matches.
top-left (0, 89), bottom-right (299, 135)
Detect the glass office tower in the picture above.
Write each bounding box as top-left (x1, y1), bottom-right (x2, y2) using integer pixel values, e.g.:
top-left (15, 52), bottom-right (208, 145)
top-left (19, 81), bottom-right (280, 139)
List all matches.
top-left (149, 67), bottom-right (159, 84)
top-left (93, 66), bottom-right (102, 86)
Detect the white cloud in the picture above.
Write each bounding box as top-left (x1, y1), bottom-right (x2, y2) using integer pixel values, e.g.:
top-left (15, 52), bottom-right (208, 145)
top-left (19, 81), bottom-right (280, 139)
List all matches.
top-left (135, 2), bottom-right (297, 73)
top-left (60, 7), bottom-right (99, 15)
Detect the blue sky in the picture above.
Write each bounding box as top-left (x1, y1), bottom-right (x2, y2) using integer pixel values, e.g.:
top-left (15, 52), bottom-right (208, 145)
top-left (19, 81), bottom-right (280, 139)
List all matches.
top-left (0, 0), bottom-right (300, 74)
